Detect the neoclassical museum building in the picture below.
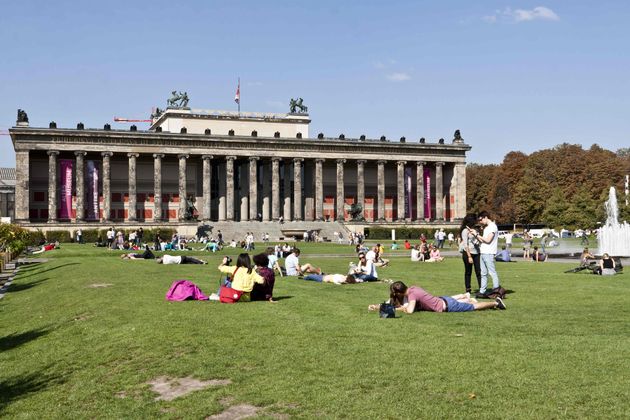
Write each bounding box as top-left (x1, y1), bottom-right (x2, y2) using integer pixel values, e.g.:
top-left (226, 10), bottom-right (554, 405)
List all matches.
top-left (9, 104), bottom-right (470, 231)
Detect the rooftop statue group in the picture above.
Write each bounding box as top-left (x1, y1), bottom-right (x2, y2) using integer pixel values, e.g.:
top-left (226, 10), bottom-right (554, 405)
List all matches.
top-left (167, 91), bottom-right (190, 108)
top-left (289, 98), bottom-right (308, 114)
top-left (17, 109), bottom-right (29, 123)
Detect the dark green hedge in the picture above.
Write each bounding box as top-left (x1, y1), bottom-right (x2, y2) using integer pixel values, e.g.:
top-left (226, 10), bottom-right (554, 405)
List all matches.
top-left (27, 230), bottom-right (46, 246)
top-left (364, 227), bottom-right (455, 240)
top-left (46, 230), bottom-right (72, 243)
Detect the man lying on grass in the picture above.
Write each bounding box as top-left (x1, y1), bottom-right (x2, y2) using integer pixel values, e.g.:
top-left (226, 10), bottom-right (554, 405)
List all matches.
top-left (368, 281), bottom-right (506, 313)
top-left (156, 255), bottom-right (207, 264)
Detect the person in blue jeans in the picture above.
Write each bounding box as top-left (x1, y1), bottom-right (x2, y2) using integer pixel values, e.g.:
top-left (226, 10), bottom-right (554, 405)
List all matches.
top-left (352, 252), bottom-right (378, 282)
top-left (468, 211), bottom-right (502, 296)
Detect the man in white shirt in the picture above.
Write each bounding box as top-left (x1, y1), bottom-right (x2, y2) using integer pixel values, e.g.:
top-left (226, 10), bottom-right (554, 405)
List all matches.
top-left (156, 255), bottom-right (206, 264)
top-left (284, 248), bottom-right (321, 276)
top-left (470, 211), bottom-right (501, 295)
top-left (504, 232), bottom-right (513, 254)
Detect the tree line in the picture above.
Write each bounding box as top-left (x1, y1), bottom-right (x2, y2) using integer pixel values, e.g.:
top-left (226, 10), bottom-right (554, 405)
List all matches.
top-left (466, 144), bottom-right (630, 229)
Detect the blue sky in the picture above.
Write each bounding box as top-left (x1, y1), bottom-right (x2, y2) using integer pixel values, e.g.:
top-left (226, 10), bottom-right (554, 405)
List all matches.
top-left (1, 1), bottom-right (629, 167)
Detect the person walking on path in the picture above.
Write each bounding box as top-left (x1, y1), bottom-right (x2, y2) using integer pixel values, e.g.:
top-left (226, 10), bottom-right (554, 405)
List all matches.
top-left (469, 211), bottom-right (501, 296)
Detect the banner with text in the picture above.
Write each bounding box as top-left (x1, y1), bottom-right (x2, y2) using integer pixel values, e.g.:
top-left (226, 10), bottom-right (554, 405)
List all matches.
top-left (404, 167), bottom-right (412, 219)
top-left (86, 160), bottom-right (99, 220)
top-left (424, 167), bottom-right (432, 219)
top-left (60, 159), bottom-right (73, 219)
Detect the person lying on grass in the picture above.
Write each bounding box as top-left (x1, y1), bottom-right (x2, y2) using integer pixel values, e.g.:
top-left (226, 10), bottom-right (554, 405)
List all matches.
top-left (368, 281), bottom-right (506, 313)
top-left (30, 241), bottom-right (60, 254)
top-left (156, 255), bottom-right (207, 264)
top-left (302, 273), bottom-right (358, 284)
top-left (120, 248), bottom-right (155, 260)
top-left (217, 254), bottom-right (264, 302)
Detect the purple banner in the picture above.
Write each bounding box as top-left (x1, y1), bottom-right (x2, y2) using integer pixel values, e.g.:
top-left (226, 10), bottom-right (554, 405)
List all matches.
top-left (424, 167), bottom-right (432, 219)
top-left (60, 159), bottom-right (73, 219)
top-left (404, 167), bottom-right (412, 219)
top-left (86, 160), bottom-right (100, 220)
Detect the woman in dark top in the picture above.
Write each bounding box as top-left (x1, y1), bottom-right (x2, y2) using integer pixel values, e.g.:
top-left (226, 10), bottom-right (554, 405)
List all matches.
top-left (459, 214), bottom-right (482, 293)
top-left (251, 253), bottom-right (276, 302)
top-left (599, 253), bottom-right (616, 275)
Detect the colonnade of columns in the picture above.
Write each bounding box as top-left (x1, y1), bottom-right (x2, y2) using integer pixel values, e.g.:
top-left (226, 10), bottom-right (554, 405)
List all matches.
top-left (19, 151), bottom-right (465, 223)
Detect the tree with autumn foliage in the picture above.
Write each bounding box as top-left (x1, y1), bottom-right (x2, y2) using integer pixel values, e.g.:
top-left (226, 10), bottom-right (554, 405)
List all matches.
top-left (467, 143), bottom-right (630, 228)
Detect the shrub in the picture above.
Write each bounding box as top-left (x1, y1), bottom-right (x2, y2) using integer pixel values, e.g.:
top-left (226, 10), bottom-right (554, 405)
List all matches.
top-left (46, 230), bottom-right (72, 243)
top-left (81, 229), bottom-right (101, 243)
top-left (0, 223), bottom-right (31, 255)
top-left (27, 229), bottom-right (46, 246)
top-left (364, 227), bottom-right (442, 240)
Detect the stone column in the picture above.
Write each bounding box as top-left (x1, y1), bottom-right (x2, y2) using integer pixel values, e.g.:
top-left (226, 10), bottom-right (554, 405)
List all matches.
top-left (336, 159), bottom-right (346, 220)
top-left (356, 160), bottom-right (365, 220)
top-left (293, 158), bottom-right (303, 221)
top-left (283, 161), bottom-right (292, 221)
top-left (127, 153), bottom-right (138, 222)
top-left (47, 151), bottom-right (59, 222)
top-left (226, 156), bottom-right (236, 221)
top-left (416, 161), bottom-right (425, 221)
top-left (14, 150), bottom-right (29, 222)
top-left (315, 159), bottom-right (324, 220)
top-left (397, 161), bottom-right (406, 221)
top-left (74, 151), bottom-right (86, 221)
top-left (455, 163), bottom-right (467, 220)
top-left (153, 154), bottom-right (163, 221)
top-left (177, 154), bottom-right (189, 221)
top-left (102, 152), bottom-right (112, 222)
top-left (262, 160), bottom-right (271, 221)
top-left (240, 161), bottom-right (249, 222)
top-left (435, 162), bottom-right (444, 221)
top-left (249, 157), bottom-right (259, 221)
top-left (271, 158), bottom-right (281, 221)
top-left (377, 160), bottom-right (386, 221)
top-left (202, 155), bottom-right (213, 221)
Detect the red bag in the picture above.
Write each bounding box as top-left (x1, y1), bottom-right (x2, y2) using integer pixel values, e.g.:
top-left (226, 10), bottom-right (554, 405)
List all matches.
top-left (219, 267), bottom-right (242, 303)
top-left (219, 286), bottom-right (243, 303)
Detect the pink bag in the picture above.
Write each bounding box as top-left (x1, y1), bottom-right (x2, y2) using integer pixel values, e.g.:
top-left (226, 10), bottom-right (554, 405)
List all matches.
top-left (166, 280), bottom-right (208, 301)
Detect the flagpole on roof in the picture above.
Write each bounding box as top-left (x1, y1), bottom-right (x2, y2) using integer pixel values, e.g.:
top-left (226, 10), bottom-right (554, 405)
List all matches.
top-left (235, 77), bottom-right (241, 115)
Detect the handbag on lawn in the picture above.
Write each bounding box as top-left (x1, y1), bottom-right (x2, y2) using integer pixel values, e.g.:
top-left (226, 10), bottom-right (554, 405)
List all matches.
top-left (219, 267), bottom-right (242, 303)
top-left (379, 302), bottom-right (396, 318)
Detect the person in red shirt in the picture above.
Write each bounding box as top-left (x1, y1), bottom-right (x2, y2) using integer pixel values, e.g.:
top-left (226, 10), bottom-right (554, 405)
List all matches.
top-left (404, 240), bottom-right (411, 250)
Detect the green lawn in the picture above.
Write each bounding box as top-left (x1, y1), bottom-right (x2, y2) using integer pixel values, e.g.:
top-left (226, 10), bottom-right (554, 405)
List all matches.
top-left (1, 243), bottom-right (628, 418)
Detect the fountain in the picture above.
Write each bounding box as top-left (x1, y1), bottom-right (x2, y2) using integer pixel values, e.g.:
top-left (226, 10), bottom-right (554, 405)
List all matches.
top-left (597, 187), bottom-right (630, 256)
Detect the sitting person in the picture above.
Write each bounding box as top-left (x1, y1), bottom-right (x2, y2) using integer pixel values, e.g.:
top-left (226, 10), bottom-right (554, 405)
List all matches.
top-left (532, 246), bottom-right (547, 262)
top-left (580, 248), bottom-right (595, 266)
top-left (410, 245), bottom-right (422, 262)
top-left (198, 240), bottom-right (219, 252)
top-left (284, 248), bottom-right (321, 276)
top-left (120, 248), bottom-right (155, 260)
top-left (599, 253), bottom-right (616, 275)
top-left (229, 239), bottom-right (237, 248)
top-left (351, 252), bottom-right (378, 282)
top-left (251, 253), bottom-right (276, 302)
top-left (215, 254), bottom-right (264, 302)
top-left (369, 281), bottom-right (506, 313)
top-left (155, 255), bottom-right (207, 264)
top-left (426, 244), bottom-right (444, 262)
top-left (303, 273), bottom-right (358, 284)
top-left (495, 245), bottom-right (511, 262)
top-left (391, 241), bottom-right (399, 250)
top-left (266, 247), bottom-right (283, 277)
top-left (421, 243), bottom-right (430, 261)
top-left (404, 239), bottom-right (411, 250)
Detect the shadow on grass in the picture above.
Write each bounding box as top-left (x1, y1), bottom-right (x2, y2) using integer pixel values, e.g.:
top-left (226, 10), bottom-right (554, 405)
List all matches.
top-left (271, 295), bottom-right (293, 301)
top-left (6, 278), bottom-right (49, 293)
top-left (0, 370), bottom-right (65, 411)
top-left (15, 262), bottom-right (80, 279)
top-left (0, 327), bottom-right (52, 351)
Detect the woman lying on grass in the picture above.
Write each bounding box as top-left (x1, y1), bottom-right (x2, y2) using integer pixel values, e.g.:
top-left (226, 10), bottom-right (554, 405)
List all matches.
top-left (302, 273), bottom-right (358, 284)
top-left (368, 281), bottom-right (506, 313)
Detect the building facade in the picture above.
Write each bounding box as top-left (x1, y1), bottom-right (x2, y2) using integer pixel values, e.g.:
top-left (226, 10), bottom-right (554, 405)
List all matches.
top-left (10, 108), bottom-right (470, 228)
top-left (0, 167), bottom-right (16, 220)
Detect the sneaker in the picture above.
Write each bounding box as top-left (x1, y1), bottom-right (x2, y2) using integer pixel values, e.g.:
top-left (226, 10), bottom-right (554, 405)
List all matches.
top-left (495, 297), bottom-right (506, 310)
top-left (208, 293), bottom-right (220, 301)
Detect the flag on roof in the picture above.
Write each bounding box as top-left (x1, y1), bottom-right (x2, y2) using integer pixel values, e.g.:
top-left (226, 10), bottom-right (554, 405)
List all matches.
top-left (234, 80), bottom-right (240, 104)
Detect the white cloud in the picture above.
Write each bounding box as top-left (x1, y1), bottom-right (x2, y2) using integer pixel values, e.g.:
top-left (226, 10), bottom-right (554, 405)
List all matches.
top-left (386, 72), bottom-right (411, 82)
top-left (373, 61), bottom-right (386, 69)
top-left (484, 6), bottom-right (559, 23)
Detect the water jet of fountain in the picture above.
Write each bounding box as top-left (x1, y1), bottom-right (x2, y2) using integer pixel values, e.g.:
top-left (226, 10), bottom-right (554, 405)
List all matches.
top-left (597, 187), bottom-right (630, 256)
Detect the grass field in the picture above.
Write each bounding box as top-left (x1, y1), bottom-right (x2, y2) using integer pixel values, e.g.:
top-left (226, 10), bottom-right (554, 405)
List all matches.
top-left (1, 243), bottom-right (628, 418)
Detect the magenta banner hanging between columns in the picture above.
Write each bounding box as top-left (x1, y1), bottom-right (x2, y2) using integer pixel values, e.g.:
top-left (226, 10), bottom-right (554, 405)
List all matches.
top-left (59, 159), bottom-right (73, 219)
top-left (424, 167), bottom-right (432, 219)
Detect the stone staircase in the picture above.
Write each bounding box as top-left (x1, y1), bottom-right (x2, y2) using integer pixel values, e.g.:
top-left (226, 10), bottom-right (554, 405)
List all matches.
top-left (178, 221), bottom-right (352, 243)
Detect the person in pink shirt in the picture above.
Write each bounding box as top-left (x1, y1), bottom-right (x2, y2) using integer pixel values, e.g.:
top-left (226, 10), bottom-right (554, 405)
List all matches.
top-left (426, 244), bottom-right (444, 262)
top-left (371, 281), bottom-right (505, 313)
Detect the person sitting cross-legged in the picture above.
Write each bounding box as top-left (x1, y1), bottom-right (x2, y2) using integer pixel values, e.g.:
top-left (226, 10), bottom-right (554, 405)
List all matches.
top-left (284, 248), bottom-right (321, 276)
top-left (351, 252), bottom-right (378, 282)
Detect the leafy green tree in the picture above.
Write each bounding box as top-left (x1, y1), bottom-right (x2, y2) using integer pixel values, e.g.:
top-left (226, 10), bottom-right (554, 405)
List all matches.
top-left (541, 188), bottom-right (570, 229)
top-left (565, 186), bottom-right (599, 229)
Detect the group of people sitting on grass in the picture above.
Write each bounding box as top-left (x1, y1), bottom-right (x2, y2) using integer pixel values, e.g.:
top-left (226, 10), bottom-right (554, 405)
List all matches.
top-left (410, 243), bottom-right (444, 262)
